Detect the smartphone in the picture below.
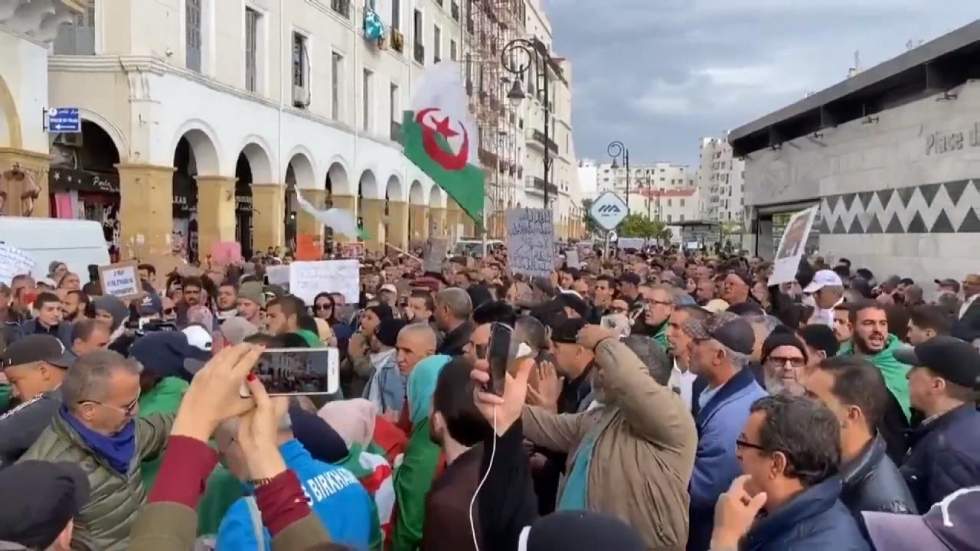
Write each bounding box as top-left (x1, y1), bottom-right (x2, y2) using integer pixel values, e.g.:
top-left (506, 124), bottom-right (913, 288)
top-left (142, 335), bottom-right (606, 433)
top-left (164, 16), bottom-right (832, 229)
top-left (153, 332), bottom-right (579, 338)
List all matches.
top-left (486, 323), bottom-right (513, 396)
top-left (243, 348), bottom-right (340, 397)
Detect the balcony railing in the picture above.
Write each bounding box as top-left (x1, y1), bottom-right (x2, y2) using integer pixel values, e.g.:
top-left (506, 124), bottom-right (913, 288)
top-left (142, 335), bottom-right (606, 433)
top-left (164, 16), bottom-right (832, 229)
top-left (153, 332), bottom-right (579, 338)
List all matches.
top-left (331, 0), bottom-right (350, 18)
top-left (532, 129), bottom-right (559, 153)
top-left (527, 176), bottom-right (558, 196)
top-left (414, 42), bottom-right (424, 64)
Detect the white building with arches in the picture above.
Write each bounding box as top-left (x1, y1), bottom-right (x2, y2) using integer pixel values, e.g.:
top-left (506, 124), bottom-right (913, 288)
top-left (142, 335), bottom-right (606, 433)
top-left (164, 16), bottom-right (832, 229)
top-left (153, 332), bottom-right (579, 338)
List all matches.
top-left (40, 0), bottom-right (477, 259)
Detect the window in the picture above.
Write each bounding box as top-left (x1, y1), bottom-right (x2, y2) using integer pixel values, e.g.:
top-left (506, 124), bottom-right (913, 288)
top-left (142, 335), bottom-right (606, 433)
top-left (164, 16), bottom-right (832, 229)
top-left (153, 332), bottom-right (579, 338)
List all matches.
top-left (667, 214), bottom-right (673, 223)
top-left (331, 52), bottom-right (343, 120)
top-left (433, 25), bottom-right (441, 63)
top-left (413, 9), bottom-right (423, 63)
top-left (362, 69), bottom-right (373, 132)
top-left (450, 39), bottom-right (457, 61)
top-left (391, 0), bottom-right (400, 30)
top-left (667, 199), bottom-right (672, 207)
top-left (390, 83), bottom-right (400, 140)
top-left (292, 33), bottom-right (310, 108)
top-left (186, 0), bottom-right (202, 71)
top-left (54, 2), bottom-right (96, 55)
top-left (331, 0), bottom-right (351, 18)
top-left (245, 8), bottom-right (260, 92)
top-left (680, 214), bottom-right (685, 222)
top-left (680, 199), bottom-right (686, 207)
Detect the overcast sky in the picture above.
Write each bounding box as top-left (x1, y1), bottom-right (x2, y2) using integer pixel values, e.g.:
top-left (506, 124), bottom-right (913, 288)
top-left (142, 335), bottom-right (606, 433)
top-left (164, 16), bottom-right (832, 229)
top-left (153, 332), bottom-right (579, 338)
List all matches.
top-left (545, 1), bottom-right (978, 167)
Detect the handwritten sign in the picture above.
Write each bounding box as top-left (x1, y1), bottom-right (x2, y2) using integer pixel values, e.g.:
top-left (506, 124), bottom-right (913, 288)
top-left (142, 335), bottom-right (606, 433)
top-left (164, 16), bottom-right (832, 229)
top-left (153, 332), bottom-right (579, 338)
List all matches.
top-left (505, 208), bottom-right (555, 279)
top-left (769, 206), bottom-right (818, 286)
top-left (210, 241), bottom-right (243, 266)
top-left (0, 244), bottom-right (35, 285)
top-left (423, 238), bottom-right (450, 273)
top-left (289, 260), bottom-right (360, 304)
top-left (265, 265), bottom-right (290, 287)
top-left (99, 261), bottom-right (141, 300)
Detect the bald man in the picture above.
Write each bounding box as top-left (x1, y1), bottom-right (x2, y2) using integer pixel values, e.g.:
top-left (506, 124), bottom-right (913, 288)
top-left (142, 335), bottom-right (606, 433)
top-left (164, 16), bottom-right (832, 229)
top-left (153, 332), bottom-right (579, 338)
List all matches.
top-left (395, 323), bottom-right (438, 376)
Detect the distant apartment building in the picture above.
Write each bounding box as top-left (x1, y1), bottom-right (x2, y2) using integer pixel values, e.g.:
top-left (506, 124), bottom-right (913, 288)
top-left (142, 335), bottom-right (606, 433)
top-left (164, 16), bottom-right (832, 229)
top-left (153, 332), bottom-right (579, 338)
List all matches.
top-left (697, 136), bottom-right (745, 224)
top-left (595, 161), bottom-right (694, 195)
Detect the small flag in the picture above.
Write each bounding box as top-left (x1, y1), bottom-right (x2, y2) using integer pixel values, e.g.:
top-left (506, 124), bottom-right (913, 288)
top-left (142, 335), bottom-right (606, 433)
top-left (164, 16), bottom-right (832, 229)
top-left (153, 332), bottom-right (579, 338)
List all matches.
top-left (401, 62), bottom-right (485, 223)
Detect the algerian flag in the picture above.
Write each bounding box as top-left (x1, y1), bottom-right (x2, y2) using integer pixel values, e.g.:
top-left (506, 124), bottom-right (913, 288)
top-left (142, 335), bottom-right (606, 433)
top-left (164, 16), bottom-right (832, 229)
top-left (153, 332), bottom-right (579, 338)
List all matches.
top-left (402, 62), bottom-right (485, 223)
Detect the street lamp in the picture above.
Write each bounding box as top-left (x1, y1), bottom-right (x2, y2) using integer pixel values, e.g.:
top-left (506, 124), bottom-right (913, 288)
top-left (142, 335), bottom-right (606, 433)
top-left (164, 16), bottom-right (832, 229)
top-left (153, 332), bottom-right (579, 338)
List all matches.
top-left (607, 140), bottom-right (630, 211)
top-left (502, 37), bottom-right (556, 208)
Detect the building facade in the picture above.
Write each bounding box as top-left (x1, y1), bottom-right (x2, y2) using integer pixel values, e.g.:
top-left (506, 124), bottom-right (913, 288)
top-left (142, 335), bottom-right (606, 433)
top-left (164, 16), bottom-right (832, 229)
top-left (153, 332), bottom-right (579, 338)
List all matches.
top-left (595, 161), bottom-right (695, 197)
top-left (731, 21), bottom-right (980, 283)
top-left (697, 136), bottom-right (745, 224)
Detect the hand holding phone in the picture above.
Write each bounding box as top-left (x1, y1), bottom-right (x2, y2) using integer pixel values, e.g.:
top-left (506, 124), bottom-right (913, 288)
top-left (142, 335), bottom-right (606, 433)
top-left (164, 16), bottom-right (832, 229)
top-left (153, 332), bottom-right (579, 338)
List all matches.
top-left (240, 348), bottom-right (340, 398)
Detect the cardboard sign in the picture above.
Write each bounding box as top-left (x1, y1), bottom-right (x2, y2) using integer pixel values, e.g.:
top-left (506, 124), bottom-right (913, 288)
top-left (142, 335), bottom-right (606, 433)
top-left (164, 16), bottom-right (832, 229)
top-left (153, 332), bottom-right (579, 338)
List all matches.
top-left (99, 261), bottom-right (141, 300)
top-left (0, 243), bottom-right (35, 285)
top-left (769, 206), bottom-right (819, 286)
top-left (296, 234), bottom-right (322, 261)
top-left (505, 208), bottom-right (555, 279)
top-left (565, 249), bottom-right (581, 269)
top-left (210, 241), bottom-right (242, 266)
top-left (289, 260), bottom-right (360, 304)
top-left (265, 265), bottom-right (290, 287)
top-left (339, 242), bottom-right (365, 260)
top-left (423, 238), bottom-right (450, 273)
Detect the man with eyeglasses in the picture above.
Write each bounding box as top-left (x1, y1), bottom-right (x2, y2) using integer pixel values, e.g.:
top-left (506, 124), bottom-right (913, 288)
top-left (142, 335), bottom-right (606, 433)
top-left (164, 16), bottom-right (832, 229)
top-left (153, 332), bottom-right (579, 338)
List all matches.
top-left (638, 285), bottom-right (674, 350)
top-left (759, 330), bottom-right (808, 396)
top-left (19, 349), bottom-right (173, 551)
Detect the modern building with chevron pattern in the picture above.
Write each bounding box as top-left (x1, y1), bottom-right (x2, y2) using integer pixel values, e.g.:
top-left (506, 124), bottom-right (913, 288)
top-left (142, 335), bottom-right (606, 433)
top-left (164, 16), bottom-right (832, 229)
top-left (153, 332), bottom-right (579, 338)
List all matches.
top-left (730, 20), bottom-right (980, 285)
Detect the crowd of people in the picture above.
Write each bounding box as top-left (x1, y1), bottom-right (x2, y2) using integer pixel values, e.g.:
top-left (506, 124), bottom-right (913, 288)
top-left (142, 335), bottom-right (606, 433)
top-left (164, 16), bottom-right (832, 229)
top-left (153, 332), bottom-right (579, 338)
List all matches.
top-left (0, 246), bottom-right (978, 550)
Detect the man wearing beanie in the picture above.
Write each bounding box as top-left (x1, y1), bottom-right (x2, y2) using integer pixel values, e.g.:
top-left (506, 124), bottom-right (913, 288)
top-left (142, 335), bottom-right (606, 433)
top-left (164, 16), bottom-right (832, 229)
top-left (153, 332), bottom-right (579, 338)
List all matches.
top-left (363, 318), bottom-right (408, 417)
top-left (236, 281), bottom-right (265, 327)
top-left (0, 460), bottom-right (90, 550)
top-left (760, 328), bottom-right (809, 396)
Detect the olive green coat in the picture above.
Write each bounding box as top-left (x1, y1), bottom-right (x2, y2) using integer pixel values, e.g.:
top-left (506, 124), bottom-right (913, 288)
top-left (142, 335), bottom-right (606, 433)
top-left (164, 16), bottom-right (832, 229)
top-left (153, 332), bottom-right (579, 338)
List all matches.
top-left (20, 412), bottom-right (173, 551)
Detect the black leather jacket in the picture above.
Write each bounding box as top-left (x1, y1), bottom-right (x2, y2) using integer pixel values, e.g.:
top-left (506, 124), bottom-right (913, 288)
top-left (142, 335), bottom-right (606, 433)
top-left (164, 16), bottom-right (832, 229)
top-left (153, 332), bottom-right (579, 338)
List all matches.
top-left (840, 434), bottom-right (917, 525)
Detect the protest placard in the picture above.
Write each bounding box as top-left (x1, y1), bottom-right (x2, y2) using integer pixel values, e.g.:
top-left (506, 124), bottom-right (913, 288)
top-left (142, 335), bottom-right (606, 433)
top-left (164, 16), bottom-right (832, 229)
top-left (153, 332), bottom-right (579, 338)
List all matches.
top-left (99, 261), bottom-right (141, 300)
top-left (0, 243), bottom-right (35, 285)
top-left (423, 237), bottom-right (450, 273)
top-left (265, 265), bottom-right (290, 287)
top-left (565, 249), bottom-right (581, 269)
top-left (768, 206), bottom-right (818, 286)
top-left (339, 242), bottom-right (365, 259)
top-left (505, 208), bottom-right (555, 279)
top-left (289, 260), bottom-right (360, 304)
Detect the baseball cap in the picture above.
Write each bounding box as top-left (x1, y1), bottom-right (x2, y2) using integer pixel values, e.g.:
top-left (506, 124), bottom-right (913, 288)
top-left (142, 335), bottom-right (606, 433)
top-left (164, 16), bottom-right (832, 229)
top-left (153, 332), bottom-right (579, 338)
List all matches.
top-left (894, 336), bottom-right (980, 389)
top-left (684, 311), bottom-right (755, 355)
top-left (862, 487), bottom-right (980, 551)
top-left (934, 278), bottom-right (961, 293)
top-left (379, 283), bottom-right (398, 295)
top-left (0, 460), bottom-right (90, 548)
top-left (0, 335), bottom-right (74, 369)
top-left (550, 316), bottom-right (587, 344)
top-left (803, 269), bottom-right (843, 293)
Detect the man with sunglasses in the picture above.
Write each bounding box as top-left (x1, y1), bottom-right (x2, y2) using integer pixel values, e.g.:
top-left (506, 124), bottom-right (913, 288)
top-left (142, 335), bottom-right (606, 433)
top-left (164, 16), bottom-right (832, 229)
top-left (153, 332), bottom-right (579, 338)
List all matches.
top-left (20, 349), bottom-right (173, 551)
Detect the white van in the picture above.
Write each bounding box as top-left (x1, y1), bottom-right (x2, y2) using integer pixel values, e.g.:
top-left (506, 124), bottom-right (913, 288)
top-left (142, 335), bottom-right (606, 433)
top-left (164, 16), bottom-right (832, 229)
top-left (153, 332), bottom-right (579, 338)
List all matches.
top-left (0, 217), bottom-right (110, 283)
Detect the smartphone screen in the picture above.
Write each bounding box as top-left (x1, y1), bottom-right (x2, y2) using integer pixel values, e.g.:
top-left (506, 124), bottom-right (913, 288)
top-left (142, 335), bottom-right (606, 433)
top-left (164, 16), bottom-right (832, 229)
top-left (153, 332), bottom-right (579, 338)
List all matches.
top-left (486, 323), bottom-right (512, 396)
top-left (252, 348), bottom-right (340, 396)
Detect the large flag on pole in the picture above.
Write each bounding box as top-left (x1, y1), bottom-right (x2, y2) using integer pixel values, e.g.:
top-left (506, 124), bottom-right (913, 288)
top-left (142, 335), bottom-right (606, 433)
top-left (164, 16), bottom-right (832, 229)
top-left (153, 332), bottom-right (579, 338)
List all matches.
top-left (401, 62), bottom-right (485, 223)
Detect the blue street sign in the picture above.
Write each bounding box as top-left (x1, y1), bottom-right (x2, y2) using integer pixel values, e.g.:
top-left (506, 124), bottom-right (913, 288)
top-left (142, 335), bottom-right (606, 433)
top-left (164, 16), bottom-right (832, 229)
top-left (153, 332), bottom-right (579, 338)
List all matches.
top-left (47, 107), bottom-right (81, 133)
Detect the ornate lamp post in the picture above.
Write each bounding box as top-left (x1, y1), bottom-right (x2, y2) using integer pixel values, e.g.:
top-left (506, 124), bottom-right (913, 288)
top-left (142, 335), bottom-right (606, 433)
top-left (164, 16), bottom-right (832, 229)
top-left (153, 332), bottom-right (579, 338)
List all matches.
top-left (607, 140), bottom-right (630, 212)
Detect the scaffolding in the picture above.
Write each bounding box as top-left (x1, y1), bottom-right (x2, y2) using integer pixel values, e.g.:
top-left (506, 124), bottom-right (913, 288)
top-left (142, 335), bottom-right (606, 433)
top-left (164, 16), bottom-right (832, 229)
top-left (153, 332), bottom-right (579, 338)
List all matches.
top-left (460, 0), bottom-right (525, 238)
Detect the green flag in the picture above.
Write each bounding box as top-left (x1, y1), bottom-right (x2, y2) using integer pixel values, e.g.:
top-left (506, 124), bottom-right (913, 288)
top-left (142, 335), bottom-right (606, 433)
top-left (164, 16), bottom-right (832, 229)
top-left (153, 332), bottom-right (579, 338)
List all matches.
top-left (401, 62), bottom-right (485, 223)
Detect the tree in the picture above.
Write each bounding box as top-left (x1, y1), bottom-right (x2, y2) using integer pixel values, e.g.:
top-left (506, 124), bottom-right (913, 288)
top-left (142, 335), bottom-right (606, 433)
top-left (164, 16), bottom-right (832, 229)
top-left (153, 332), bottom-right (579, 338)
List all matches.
top-left (619, 213), bottom-right (671, 242)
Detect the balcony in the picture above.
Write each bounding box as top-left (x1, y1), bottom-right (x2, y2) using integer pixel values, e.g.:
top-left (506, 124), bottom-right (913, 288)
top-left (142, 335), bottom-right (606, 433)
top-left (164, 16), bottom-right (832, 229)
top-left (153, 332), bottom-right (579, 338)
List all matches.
top-left (526, 176), bottom-right (558, 196)
top-left (478, 148), bottom-right (498, 168)
top-left (451, 1), bottom-right (460, 20)
top-left (331, 0), bottom-right (351, 18)
top-left (414, 42), bottom-right (424, 64)
top-left (531, 129), bottom-right (558, 153)
top-left (390, 121), bottom-right (402, 142)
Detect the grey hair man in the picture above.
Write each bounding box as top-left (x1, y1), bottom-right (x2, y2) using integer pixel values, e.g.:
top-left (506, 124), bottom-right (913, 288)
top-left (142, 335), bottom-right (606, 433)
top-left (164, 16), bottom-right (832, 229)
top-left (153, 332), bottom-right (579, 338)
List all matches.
top-left (684, 312), bottom-right (768, 551)
top-left (434, 288), bottom-right (474, 357)
top-left (20, 350), bottom-right (173, 551)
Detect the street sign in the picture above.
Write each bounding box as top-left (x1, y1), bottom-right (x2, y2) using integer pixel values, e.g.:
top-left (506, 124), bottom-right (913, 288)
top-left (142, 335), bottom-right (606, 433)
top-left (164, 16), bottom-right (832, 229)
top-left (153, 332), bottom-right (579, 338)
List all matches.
top-left (589, 191), bottom-right (629, 231)
top-left (47, 107), bottom-right (81, 133)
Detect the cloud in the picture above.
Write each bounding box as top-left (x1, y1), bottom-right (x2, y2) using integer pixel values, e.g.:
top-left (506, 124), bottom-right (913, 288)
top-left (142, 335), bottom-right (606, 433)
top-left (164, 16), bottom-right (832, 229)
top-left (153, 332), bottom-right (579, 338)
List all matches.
top-left (545, 1), bottom-right (979, 165)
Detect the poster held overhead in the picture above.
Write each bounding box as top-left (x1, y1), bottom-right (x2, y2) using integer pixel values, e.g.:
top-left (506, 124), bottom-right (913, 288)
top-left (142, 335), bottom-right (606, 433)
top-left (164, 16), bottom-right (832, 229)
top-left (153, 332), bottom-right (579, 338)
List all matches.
top-left (99, 261), bottom-right (141, 300)
top-left (289, 260), bottom-right (360, 305)
top-left (768, 206), bottom-right (819, 286)
top-left (505, 208), bottom-right (555, 279)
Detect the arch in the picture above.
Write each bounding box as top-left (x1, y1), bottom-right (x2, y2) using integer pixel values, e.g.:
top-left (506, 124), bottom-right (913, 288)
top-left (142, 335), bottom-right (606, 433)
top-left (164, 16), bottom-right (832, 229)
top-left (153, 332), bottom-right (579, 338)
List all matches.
top-left (409, 180), bottom-right (425, 205)
top-left (237, 137), bottom-right (274, 183)
top-left (428, 186), bottom-right (445, 208)
top-left (358, 169), bottom-right (379, 200)
top-left (79, 110), bottom-right (127, 158)
top-left (171, 121), bottom-right (222, 175)
top-left (326, 161), bottom-right (350, 196)
top-left (385, 175), bottom-right (403, 202)
top-left (284, 151), bottom-right (316, 189)
top-left (0, 75), bottom-right (21, 148)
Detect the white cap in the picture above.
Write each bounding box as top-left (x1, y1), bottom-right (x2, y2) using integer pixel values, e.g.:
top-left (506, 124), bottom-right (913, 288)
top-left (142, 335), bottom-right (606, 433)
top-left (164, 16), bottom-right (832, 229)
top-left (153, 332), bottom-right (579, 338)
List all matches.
top-left (182, 325), bottom-right (213, 352)
top-left (379, 284), bottom-right (398, 294)
top-left (804, 270), bottom-right (843, 294)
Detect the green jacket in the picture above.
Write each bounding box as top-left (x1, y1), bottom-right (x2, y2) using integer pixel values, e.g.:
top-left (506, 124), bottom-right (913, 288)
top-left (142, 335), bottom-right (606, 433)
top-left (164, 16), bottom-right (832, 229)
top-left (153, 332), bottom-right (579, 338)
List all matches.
top-left (19, 412), bottom-right (174, 551)
top-left (138, 377), bottom-right (189, 492)
top-left (839, 334), bottom-right (912, 420)
top-left (391, 419), bottom-right (442, 551)
top-left (128, 500), bottom-right (331, 551)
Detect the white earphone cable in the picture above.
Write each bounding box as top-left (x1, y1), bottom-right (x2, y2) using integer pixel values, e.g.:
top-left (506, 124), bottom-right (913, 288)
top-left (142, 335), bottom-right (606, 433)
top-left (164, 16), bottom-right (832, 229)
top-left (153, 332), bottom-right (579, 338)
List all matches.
top-left (468, 405), bottom-right (497, 551)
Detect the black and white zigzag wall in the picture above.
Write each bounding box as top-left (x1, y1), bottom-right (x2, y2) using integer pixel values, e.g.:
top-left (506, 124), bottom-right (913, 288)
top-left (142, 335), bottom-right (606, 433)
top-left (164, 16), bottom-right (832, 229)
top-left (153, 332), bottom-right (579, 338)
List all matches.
top-left (817, 179), bottom-right (980, 234)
